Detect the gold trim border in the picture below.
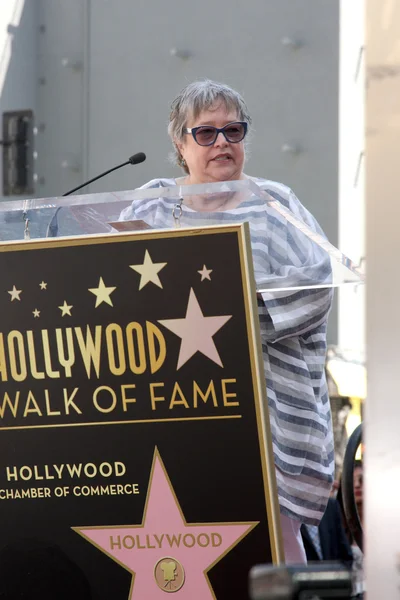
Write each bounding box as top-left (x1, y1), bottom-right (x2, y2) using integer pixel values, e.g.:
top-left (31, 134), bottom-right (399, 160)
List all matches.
top-left (237, 223), bottom-right (284, 564)
top-left (0, 414), bottom-right (242, 432)
top-left (0, 225), bottom-right (242, 252)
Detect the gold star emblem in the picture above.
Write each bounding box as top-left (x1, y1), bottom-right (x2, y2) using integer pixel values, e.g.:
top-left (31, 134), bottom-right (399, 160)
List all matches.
top-left (88, 277), bottom-right (116, 307)
top-left (8, 285), bottom-right (22, 301)
top-left (198, 265), bottom-right (213, 281)
top-left (33, 309), bottom-right (40, 318)
top-left (58, 301), bottom-right (73, 316)
top-left (130, 250), bottom-right (167, 290)
top-left (39, 281), bottom-right (47, 290)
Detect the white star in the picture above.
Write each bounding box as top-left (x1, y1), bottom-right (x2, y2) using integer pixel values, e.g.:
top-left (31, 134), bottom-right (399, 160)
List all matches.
top-left (59, 301), bottom-right (73, 316)
top-left (198, 265), bottom-right (213, 281)
top-left (39, 281), bottom-right (47, 290)
top-left (33, 309), bottom-right (40, 318)
top-left (130, 250), bottom-right (167, 290)
top-left (88, 277), bottom-right (116, 307)
top-left (158, 288), bottom-right (232, 369)
top-left (8, 285), bottom-right (22, 301)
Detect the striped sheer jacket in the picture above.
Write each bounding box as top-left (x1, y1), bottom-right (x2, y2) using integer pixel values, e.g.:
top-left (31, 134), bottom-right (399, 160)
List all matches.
top-left (119, 177), bottom-right (334, 525)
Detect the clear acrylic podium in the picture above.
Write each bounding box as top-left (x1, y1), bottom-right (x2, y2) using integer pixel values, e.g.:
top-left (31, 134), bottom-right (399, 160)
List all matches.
top-left (0, 179), bottom-right (364, 292)
top-left (0, 179), bottom-right (365, 599)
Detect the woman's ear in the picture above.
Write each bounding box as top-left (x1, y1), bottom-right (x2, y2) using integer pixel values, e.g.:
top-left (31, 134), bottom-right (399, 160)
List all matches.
top-left (175, 139), bottom-right (185, 159)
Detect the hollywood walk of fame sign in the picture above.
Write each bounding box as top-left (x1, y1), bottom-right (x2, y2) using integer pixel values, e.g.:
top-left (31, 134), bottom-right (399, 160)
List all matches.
top-left (0, 224), bottom-right (281, 599)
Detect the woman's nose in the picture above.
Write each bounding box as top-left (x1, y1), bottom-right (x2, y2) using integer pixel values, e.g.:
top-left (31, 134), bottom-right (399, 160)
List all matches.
top-left (214, 131), bottom-right (228, 146)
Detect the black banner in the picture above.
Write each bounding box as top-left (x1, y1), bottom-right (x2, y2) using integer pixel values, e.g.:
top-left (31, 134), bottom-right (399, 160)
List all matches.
top-left (0, 225), bottom-right (280, 599)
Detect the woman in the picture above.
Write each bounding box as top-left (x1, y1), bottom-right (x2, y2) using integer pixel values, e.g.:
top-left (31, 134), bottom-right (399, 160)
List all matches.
top-left (120, 79), bottom-right (334, 563)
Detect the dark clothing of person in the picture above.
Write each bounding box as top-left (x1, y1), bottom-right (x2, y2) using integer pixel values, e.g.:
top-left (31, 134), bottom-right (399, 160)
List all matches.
top-left (301, 498), bottom-right (353, 568)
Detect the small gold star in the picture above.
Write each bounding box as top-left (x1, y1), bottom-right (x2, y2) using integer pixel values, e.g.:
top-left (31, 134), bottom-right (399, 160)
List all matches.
top-left (198, 265), bottom-right (213, 281)
top-left (59, 301), bottom-right (73, 316)
top-left (8, 285), bottom-right (22, 301)
top-left (33, 309), bottom-right (40, 318)
top-left (88, 277), bottom-right (116, 307)
top-left (39, 281), bottom-right (47, 290)
top-left (130, 250), bottom-right (167, 290)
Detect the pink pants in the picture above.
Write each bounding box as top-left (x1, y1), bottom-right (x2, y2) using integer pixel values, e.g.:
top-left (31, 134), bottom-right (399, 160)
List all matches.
top-left (279, 512), bottom-right (307, 564)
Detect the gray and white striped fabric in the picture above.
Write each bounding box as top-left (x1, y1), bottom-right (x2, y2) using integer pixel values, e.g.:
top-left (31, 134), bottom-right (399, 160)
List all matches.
top-left (119, 177), bottom-right (334, 525)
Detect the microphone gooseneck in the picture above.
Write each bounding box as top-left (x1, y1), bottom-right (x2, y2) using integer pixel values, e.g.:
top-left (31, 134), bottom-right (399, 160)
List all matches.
top-left (62, 152), bottom-right (146, 197)
top-left (46, 152), bottom-right (146, 237)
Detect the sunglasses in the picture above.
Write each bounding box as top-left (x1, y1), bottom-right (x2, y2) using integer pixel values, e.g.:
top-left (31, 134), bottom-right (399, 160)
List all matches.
top-left (184, 121), bottom-right (248, 146)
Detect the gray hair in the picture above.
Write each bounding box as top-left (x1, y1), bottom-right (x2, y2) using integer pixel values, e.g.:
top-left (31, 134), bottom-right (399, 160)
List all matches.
top-left (168, 79), bottom-right (252, 173)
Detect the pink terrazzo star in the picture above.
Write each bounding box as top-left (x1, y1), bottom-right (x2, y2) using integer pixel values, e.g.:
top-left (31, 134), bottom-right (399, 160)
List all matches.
top-left (74, 451), bottom-right (257, 599)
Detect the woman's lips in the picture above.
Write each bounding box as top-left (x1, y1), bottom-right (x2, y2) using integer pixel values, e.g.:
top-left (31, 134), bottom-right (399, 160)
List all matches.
top-left (212, 154), bottom-right (232, 161)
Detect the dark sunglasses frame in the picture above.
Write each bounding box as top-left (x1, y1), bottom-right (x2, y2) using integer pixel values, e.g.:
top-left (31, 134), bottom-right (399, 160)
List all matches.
top-left (183, 121), bottom-right (248, 146)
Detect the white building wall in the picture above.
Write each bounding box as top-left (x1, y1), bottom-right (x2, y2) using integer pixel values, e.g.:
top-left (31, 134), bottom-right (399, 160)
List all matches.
top-left (32, 1), bottom-right (340, 240)
top-left (366, 0), bottom-right (400, 596)
top-left (35, 0), bottom-right (86, 196)
top-left (338, 0), bottom-right (366, 356)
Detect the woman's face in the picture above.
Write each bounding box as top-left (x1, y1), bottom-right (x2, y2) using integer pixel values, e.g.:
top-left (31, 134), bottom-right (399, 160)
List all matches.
top-left (177, 102), bottom-right (246, 185)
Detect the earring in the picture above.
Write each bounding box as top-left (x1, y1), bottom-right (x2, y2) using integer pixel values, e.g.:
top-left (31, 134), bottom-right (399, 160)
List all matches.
top-left (181, 158), bottom-right (186, 167)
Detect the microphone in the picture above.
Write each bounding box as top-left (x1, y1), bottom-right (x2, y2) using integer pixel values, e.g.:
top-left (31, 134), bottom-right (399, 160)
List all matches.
top-left (62, 152), bottom-right (146, 196)
top-left (128, 152), bottom-right (146, 166)
top-left (46, 152), bottom-right (146, 237)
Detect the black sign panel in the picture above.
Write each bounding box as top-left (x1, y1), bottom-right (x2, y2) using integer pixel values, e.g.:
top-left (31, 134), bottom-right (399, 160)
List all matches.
top-left (0, 225), bottom-right (281, 599)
